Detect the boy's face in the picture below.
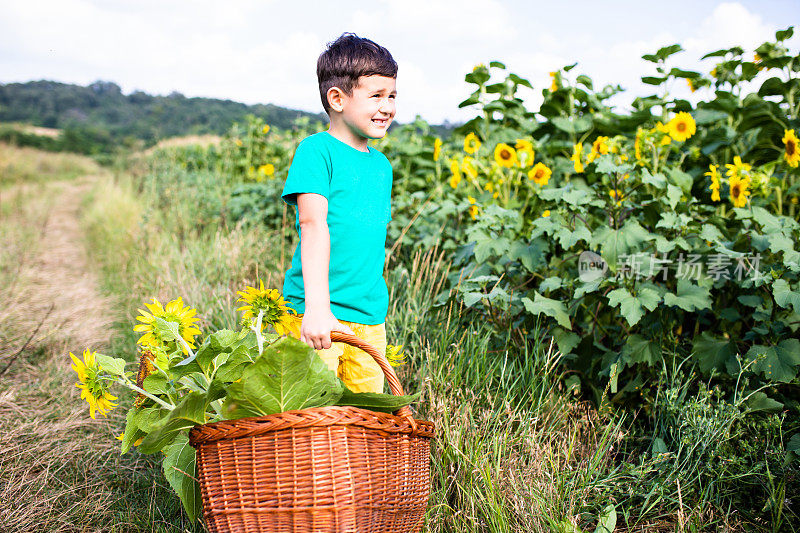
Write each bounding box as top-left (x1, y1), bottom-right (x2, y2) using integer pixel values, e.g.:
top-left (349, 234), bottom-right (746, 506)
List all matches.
top-left (334, 75), bottom-right (396, 140)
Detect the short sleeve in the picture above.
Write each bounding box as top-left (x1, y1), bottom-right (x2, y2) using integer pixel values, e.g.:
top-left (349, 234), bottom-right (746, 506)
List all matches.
top-left (281, 138), bottom-right (331, 206)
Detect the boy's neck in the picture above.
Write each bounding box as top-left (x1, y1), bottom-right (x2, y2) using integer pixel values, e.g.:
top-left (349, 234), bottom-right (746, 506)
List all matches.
top-left (326, 120), bottom-right (370, 152)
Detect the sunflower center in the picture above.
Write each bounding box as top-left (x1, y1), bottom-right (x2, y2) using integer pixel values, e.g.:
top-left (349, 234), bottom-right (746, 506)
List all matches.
top-left (501, 149), bottom-right (511, 159)
top-left (535, 169), bottom-right (544, 179)
top-left (787, 140), bottom-right (796, 156)
top-left (677, 122), bottom-right (686, 132)
top-left (731, 183), bottom-right (741, 198)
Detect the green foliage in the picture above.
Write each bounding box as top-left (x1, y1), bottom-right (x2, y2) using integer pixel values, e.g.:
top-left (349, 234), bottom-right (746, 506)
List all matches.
top-left (0, 80), bottom-right (327, 153)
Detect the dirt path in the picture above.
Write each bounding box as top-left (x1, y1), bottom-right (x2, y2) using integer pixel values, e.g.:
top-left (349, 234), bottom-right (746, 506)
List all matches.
top-left (18, 178), bottom-right (112, 357)
top-left (0, 177), bottom-right (122, 532)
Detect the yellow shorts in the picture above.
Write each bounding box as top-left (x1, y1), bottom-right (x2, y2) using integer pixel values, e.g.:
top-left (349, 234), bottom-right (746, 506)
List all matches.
top-left (285, 314), bottom-right (386, 394)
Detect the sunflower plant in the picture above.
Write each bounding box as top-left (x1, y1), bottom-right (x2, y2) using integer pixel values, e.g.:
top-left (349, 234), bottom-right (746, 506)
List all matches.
top-left (69, 288), bottom-right (419, 523)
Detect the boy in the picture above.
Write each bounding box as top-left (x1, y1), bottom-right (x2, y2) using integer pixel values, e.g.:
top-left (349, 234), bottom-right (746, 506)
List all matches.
top-left (281, 33), bottom-right (397, 394)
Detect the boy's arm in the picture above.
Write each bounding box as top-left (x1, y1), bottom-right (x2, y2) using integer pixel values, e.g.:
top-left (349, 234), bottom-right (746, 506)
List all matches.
top-left (296, 193), bottom-right (354, 350)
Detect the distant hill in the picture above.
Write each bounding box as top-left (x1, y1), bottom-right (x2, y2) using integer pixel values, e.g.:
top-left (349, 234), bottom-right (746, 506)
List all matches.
top-left (0, 79), bottom-right (328, 153)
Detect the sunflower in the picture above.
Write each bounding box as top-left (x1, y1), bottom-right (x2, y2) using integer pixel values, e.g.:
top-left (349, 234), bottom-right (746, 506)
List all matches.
top-left (464, 132), bottom-right (481, 154)
top-left (467, 196), bottom-right (478, 220)
top-left (258, 163), bottom-right (275, 177)
top-left (587, 136), bottom-right (610, 163)
top-left (515, 139), bottom-right (535, 168)
top-left (528, 162), bottom-right (552, 186)
top-left (494, 143), bottom-right (518, 167)
top-left (462, 156), bottom-right (478, 179)
top-left (571, 143), bottom-right (584, 173)
top-left (549, 71), bottom-right (559, 92)
top-left (667, 112), bottom-right (696, 142)
top-left (433, 138), bottom-right (443, 162)
top-left (729, 174), bottom-right (750, 208)
top-left (70, 349), bottom-right (118, 419)
top-left (660, 135), bottom-right (672, 146)
top-left (542, 210), bottom-right (551, 218)
top-left (782, 129), bottom-right (799, 167)
top-left (634, 130), bottom-right (643, 161)
top-left (705, 164), bottom-right (721, 202)
top-left (117, 432), bottom-right (144, 446)
top-left (262, 124), bottom-right (270, 134)
top-left (725, 156), bottom-right (751, 180)
top-left (134, 297), bottom-right (201, 354)
top-left (449, 159), bottom-right (462, 189)
top-left (237, 281), bottom-right (295, 335)
top-left (385, 344), bottom-right (407, 367)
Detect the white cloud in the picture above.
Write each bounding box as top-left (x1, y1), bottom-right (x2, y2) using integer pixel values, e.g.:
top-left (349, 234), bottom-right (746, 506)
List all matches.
top-left (0, 1), bottom-right (797, 124)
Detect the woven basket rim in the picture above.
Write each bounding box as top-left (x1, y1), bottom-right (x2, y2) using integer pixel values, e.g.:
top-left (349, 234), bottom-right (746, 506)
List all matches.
top-left (189, 405), bottom-right (435, 447)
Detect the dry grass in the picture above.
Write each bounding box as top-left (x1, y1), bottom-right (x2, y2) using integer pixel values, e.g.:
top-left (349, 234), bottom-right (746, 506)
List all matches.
top-left (0, 142), bottom-right (101, 186)
top-left (4, 122), bottom-right (62, 138)
top-left (0, 173), bottom-right (153, 532)
top-left (141, 134), bottom-right (222, 156)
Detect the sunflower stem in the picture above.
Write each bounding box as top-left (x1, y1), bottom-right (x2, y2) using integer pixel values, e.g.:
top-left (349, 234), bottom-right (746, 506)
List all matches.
top-left (117, 378), bottom-right (175, 410)
top-left (252, 309), bottom-right (265, 358)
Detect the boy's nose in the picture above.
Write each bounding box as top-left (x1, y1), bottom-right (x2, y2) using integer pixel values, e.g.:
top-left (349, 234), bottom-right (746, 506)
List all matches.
top-left (379, 98), bottom-right (395, 115)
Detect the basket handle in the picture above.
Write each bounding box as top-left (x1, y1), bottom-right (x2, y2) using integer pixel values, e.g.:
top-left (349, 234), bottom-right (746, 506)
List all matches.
top-left (329, 331), bottom-right (415, 421)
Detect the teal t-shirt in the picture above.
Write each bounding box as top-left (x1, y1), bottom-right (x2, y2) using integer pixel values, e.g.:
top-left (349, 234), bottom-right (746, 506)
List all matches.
top-left (281, 131), bottom-right (392, 325)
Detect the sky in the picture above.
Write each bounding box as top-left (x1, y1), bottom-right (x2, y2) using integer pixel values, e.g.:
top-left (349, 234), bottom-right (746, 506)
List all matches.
top-left (1, 0), bottom-right (798, 124)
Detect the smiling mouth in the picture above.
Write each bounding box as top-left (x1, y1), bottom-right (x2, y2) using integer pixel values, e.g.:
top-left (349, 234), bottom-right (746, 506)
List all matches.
top-left (372, 118), bottom-right (389, 126)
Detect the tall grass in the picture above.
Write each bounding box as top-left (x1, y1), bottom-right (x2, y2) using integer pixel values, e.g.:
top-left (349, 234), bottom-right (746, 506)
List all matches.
top-left (4, 142), bottom-right (788, 532)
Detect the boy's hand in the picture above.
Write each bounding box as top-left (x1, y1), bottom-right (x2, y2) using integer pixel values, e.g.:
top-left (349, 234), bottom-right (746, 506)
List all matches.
top-left (300, 308), bottom-right (356, 350)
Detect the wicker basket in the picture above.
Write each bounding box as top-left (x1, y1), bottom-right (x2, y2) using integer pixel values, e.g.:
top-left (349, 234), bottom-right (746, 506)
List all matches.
top-left (188, 331), bottom-right (435, 533)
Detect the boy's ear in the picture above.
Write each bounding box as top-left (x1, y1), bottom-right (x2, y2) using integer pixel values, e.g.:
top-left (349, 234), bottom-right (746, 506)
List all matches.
top-left (326, 87), bottom-right (345, 113)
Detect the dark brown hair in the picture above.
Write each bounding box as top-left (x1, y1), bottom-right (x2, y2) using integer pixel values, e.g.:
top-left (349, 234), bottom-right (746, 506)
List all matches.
top-left (317, 33), bottom-right (397, 114)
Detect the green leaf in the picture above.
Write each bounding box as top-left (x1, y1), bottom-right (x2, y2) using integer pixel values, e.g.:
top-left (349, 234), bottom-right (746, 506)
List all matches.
top-left (621, 335), bottom-right (660, 365)
top-left (595, 156), bottom-right (631, 175)
top-left (667, 168), bottom-right (692, 193)
top-left (747, 339), bottom-right (800, 382)
top-left (463, 292), bottom-right (484, 308)
top-left (539, 276), bottom-right (563, 293)
top-left (607, 287), bottom-right (661, 327)
top-left (738, 294), bottom-right (762, 307)
top-left (642, 76), bottom-right (667, 85)
top-left (576, 75), bottom-right (593, 90)
top-left (551, 116), bottom-right (592, 134)
top-left (139, 392), bottom-right (210, 454)
top-left (592, 220), bottom-right (654, 271)
top-left (553, 328), bottom-right (580, 356)
top-left (95, 354), bottom-right (126, 376)
top-left (773, 279), bottom-right (800, 314)
top-left (665, 184), bottom-right (682, 210)
top-left (335, 385), bottom-right (420, 413)
top-left (134, 406), bottom-right (169, 433)
top-left (121, 408), bottom-right (146, 454)
top-left (223, 336), bottom-right (343, 418)
top-left (776, 26), bottom-right (794, 41)
top-left (641, 169), bottom-right (667, 189)
top-left (664, 280), bottom-right (712, 312)
top-left (522, 292), bottom-right (571, 330)
top-left (142, 373), bottom-right (170, 396)
top-left (594, 503), bottom-right (617, 533)
top-left (699, 224), bottom-right (725, 243)
top-left (163, 434), bottom-right (202, 522)
top-left (744, 391), bottom-right (784, 413)
top-left (692, 332), bottom-right (736, 373)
